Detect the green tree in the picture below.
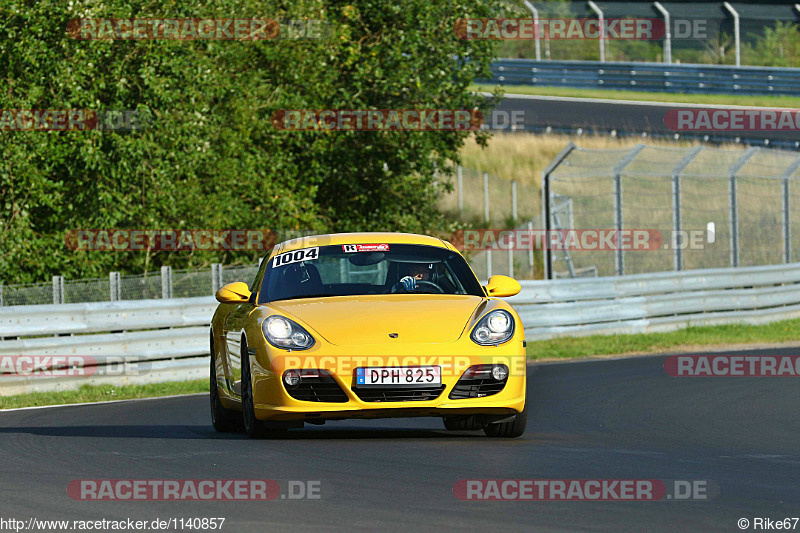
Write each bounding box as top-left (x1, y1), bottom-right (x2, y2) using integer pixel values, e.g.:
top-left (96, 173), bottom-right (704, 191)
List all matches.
top-left (0, 0), bottom-right (500, 283)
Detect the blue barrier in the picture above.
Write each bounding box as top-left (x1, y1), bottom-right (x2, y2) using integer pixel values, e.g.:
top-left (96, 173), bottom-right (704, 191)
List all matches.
top-left (484, 59), bottom-right (800, 96)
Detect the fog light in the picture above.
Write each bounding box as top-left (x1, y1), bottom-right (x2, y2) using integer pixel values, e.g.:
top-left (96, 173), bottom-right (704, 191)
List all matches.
top-left (283, 369), bottom-right (301, 387)
top-left (491, 365), bottom-right (508, 381)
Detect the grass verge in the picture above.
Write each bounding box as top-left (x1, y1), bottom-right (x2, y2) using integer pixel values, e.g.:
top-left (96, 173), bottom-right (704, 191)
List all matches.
top-left (526, 318), bottom-right (800, 360)
top-left (0, 379), bottom-right (206, 410)
top-left (473, 83), bottom-right (800, 108)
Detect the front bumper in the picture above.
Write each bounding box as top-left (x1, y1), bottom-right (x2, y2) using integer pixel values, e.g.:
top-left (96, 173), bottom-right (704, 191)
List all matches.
top-left (244, 341), bottom-right (527, 422)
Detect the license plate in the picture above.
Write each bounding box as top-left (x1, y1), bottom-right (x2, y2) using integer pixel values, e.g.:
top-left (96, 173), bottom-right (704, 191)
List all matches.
top-left (356, 366), bottom-right (441, 387)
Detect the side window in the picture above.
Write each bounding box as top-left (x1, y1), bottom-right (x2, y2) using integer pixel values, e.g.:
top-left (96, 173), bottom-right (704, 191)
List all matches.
top-left (249, 253), bottom-right (270, 302)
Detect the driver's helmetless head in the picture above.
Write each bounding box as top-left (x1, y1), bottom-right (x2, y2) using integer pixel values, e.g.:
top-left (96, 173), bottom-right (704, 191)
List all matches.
top-left (406, 263), bottom-right (431, 280)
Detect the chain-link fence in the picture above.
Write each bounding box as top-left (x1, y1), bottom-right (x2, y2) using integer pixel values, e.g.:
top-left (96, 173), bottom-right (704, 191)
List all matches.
top-left (0, 264), bottom-right (262, 307)
top-left (543, 142), bottom-right (800, 278)
top-left (438, 166), bottom-right (542, 281)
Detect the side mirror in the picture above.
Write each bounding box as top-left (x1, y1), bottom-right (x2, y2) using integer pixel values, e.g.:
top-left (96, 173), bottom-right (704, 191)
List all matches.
top-left (484, 275), bottom-right (521, 298)
top-left (215, 282), bottom-right (252, 303)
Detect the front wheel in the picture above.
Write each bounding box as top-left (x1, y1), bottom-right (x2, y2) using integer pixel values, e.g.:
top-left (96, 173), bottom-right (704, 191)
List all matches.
top-left (240, 337), bottom-right (289, 439)
top-left (484, 402), bottom-right (527, 438)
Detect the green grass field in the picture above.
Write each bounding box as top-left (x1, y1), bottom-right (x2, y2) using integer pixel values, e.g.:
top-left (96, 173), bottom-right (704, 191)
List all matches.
top-left (473, 83), bottom-right (800, 108)
top-left (0, 379), bottom-right (206, 410)
top-left (527, 317), bottom-right (800, 360)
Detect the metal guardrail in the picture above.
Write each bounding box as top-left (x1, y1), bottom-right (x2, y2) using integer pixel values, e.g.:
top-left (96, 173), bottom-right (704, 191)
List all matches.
top-left (3, 263), bottom-right (800, 394)
top-left (486, 59), bottom-right (800, 96)
top-left (508, 262), bottom-right (800, 338)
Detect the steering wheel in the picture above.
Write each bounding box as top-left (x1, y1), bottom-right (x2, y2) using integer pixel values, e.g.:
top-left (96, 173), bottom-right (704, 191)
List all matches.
top-left (411, 280), bottom-right (445, 294)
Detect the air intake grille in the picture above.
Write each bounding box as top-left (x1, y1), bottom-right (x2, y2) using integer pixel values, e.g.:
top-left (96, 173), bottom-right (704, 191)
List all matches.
top-left (285, 370), bottom-right (349, 403)
top-left (354, 385), bottom-right (446, 402)
top-left (449, 365), bottom-right (507, 399)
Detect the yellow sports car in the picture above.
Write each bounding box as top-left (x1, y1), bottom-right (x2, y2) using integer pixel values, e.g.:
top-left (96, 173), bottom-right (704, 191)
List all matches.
top-left (210, 232), bottom-right (527, 438)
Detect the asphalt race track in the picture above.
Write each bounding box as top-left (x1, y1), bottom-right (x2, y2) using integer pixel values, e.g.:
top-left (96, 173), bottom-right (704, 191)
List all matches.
top-left (497, 94), bottom-right (800, 145)
top-left (1, 348), bottom-right (798, 532)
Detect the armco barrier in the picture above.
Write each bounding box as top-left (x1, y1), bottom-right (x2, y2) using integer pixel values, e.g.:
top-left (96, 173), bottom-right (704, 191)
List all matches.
top-left (486, 59), bottom-right (800, 96)
top-left (508, 263), bottom-right (800, 338)
top-left (3, 263), bottom-right (800, 395)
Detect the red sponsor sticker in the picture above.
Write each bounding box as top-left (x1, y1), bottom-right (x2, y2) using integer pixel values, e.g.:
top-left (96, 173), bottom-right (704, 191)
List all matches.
top-left (342, 244), bottom-right (389, 252)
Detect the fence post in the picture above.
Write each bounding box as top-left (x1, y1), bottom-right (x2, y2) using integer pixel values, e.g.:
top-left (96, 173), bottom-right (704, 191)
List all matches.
top-left (723, 2), bottom-right (741, 67)
top-left (511, 180), bottom-right (518, 222)
top-left (670, 146), bottom-right (703, 271)
top-left (728, 147), bottom-right (758, 267)
top-left (542, 142), bottom-right (577, 279)
top-left (483, 172), bottom-right (490, 222)
top-left (781, 156), bottom-right (800, 263)
top-left (654, 2), bottom-right (671, 64)
top-left (51, 275), bottom-right (64, 304)
top-left (109, 272), bottom-right (121, 301)
top-left (457, 165), bottom-right (464, 215)
top-left (211, 263), bottom-right (223, 294)
top-left (527, 220), bottom-right (535, 272)
top-left (612, 144), bottom-right (647, 276)
top-left (523, 1), bottom-right (541, 60)
top-left (486, 248), bottom-right (493, 279)
top-left (588, 1), bottom-right (605, 62)
top-left (161, 266), bottom-right (173, 299)
top-left (508, 247), bottom-right (514, 278)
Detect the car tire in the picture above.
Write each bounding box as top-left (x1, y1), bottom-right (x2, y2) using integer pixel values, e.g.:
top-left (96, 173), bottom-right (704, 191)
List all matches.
top-left (240, 337), bottom-right (289, 439)
top-left (210, 330), bottom-right (242, 433)
top-left (442, 415), bottom-right (482, 431)
top-left (240, 337), bottom-right (271, 438)
top-left (484, 402), bottom-right (527, 438)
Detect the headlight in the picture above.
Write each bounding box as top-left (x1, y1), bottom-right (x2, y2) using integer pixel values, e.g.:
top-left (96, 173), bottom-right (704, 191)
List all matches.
top-left (471, 310), bottom-right (515, 346)
top-left (262, 316), bottom-right (315, 350)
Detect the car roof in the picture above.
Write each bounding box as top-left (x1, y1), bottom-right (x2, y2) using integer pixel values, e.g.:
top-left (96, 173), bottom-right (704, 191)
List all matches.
top-left (270, 232), bottom-right (454, 257)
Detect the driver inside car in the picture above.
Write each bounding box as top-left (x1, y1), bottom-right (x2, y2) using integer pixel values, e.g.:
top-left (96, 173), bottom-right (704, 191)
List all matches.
top-left (391, 263), bottom-right (432, 293)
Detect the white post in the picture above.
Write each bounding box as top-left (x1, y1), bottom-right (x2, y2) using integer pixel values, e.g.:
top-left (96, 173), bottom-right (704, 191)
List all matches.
top-left (486, 248), bottom-right (493, 279)
top-left (588, 1), bottom-right (605, 62)
top-left (161, 265), bottom-right (173, 299)
top-left (511, 180), bottom-right (518, 221)
top-left (109, 272), bottom-right (120, 302)
top-left (523, 0), bottom-right (541, 60)
top-left (483, 171), bottom-right (490, 222)
top-left (723, 2), bottom-right (741, 66)
top-left (527, 220), bottom-right (535, 270)
top-left (653, 2), bottom-right (671, 64)
top-left (211, 263), bottom-right (223, 294)
top-left (457, 165), bottom-right (464, 215)
top-left (53, 275), bottom-right (64, 304)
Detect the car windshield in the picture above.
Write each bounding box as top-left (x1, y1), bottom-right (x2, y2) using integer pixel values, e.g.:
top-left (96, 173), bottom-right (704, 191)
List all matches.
top-left (258, 243), bottom-right (484, 302)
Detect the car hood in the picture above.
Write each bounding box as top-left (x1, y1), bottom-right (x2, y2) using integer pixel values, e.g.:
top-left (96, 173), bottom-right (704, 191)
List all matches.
top-left (268, 295), bottom-right (485, 346)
